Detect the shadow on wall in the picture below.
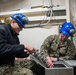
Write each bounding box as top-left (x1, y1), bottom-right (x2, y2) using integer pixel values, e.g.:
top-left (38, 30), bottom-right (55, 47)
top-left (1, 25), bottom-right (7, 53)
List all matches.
top-left (19, 26), bottom-right (58, 49)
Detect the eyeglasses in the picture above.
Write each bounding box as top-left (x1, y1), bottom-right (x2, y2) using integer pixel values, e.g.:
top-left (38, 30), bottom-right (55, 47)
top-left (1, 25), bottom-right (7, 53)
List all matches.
top-left (17, 22), bottom-right (24, 28)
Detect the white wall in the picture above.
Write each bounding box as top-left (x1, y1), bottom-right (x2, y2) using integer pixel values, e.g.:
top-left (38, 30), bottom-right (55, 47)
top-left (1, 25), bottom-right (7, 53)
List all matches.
top-left (19, 26), bottom-right (58, 49)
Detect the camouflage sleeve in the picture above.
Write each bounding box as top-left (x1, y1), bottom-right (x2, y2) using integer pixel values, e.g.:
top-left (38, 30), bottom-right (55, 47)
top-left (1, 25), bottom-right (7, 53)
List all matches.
top-left (62, 40), bottom-right (76, 60)
top-left (40, 35), bottom-right (54, 56)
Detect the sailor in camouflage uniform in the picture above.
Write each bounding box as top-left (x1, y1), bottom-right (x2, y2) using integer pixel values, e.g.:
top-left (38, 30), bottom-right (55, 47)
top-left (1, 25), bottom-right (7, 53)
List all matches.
top-left (40, 22), bottom-right (76, 68)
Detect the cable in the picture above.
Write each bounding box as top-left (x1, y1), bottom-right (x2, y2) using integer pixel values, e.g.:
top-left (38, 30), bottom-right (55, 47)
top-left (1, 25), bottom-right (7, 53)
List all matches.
top-left (39, 0), bottom-right (53, 25)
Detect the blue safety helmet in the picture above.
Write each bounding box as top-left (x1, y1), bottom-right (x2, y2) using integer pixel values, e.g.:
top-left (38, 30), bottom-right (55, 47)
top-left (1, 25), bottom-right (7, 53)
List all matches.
top-left (11, 13), bottom-right (29, 28)
top-left (61, 22), bottom-right (76, 36)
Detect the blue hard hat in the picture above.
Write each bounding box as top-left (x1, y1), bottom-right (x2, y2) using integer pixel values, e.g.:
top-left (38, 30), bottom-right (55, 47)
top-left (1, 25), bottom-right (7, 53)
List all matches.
top-left (61, 22), bottom-right (75, 36)
top-left (11, 13), bottom-right (29, 28)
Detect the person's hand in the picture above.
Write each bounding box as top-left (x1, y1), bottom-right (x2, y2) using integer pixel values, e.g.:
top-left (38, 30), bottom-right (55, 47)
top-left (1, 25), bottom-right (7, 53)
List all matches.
top-left (50, 57), bottom-right (57, 62)
top-left (24, 45), bottom-right (36, 54)
top-left (46, 56), bottom-right (54, 68)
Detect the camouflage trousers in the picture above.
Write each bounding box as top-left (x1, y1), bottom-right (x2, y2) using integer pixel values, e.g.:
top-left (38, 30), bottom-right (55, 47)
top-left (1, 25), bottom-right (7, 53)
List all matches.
top-left (15, 59), bottom-right (37, 73)
top-left (0, 60), bottom-right (36, 75)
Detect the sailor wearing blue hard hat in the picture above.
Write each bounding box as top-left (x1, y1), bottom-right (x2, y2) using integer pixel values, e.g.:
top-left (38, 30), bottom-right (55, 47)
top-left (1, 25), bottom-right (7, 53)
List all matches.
top-left (60, 22), bottom-right (76, 41)
top-left (0, 13), bottom-right (36, 75)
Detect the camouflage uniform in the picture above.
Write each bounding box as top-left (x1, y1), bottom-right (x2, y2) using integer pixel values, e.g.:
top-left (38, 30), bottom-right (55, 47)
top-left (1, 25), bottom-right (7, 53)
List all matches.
top-left (0, 60), bottom-right (34, 75)
top-left (40, 35), bottom-right (76, 60)
top-left (17, 59), bottom-right (37, 74)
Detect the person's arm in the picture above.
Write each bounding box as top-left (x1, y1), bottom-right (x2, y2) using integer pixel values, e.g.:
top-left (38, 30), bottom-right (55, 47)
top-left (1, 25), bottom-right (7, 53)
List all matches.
top-left (40, 36), bottom-right (52, 56)
top-left (40, 35), bottom-right (55, 68)
top-left (0, 29), bottom-right (36, 57)
top-left (40, 35), bottom-right (55, 56)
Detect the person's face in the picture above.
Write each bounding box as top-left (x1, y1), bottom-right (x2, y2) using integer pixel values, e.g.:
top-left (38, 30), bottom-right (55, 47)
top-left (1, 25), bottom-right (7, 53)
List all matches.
top-left (11, 20), bottom-right (23, 34)
top-left (60, 33), bottom-right (69, 42)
